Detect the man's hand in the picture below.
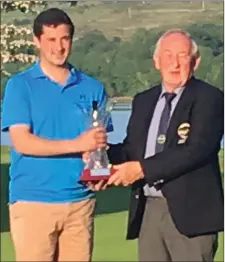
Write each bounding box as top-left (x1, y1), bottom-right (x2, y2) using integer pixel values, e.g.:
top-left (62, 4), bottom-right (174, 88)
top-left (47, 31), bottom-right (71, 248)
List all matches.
top-left (87, 180), bottom-right (108, 191)
top-left (108, 161), bottom-right (144, 186)
top-left (82, 151), bottom-right (90, 163)
top-left (76, 126), bottom-right (107, 152)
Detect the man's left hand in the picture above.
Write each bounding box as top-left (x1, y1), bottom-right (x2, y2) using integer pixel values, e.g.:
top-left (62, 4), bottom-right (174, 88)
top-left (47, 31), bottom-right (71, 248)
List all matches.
top-left (108, 161), bottom-right (144, 186)
top-left (87, 180), bottom-right (108, 191)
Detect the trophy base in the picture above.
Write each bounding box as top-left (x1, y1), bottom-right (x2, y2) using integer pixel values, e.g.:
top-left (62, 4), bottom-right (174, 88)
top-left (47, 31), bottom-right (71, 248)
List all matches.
top-left (80, 167), bottom-right (116, 182)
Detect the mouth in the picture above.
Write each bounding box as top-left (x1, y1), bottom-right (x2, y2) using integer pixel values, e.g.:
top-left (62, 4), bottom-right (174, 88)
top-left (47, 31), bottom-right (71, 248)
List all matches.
top-left (169, 72), bottom-right (181, 77)
top-left (53, 54), bottom-right (65, 59)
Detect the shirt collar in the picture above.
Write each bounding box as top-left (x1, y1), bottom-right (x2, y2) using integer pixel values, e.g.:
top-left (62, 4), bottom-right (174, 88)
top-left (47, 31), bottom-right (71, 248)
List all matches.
top-left (30, 60), bottom-right (78, 85)
top-left (159, 85), bottom-right (185, 99)
top-left (30, 60), bottom-right (45, 78)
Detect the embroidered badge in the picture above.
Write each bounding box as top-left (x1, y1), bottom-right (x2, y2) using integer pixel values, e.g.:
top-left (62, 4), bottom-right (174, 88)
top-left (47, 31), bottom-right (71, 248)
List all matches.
top-left (177, 122), bottom-right (190, 140)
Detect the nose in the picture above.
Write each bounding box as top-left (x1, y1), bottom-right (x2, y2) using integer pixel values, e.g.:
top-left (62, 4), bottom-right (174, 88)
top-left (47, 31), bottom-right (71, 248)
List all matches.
top-left (174, 56), bottom-right (179, 67)
top-left (172, 56), bottom-right (179, 68)
top-left (56, 40), bottom-right (63, 52)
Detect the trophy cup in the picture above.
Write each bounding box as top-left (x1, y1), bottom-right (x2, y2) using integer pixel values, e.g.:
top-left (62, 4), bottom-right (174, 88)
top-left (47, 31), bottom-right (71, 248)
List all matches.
top-left (80, 100), bottom-right (115, 182)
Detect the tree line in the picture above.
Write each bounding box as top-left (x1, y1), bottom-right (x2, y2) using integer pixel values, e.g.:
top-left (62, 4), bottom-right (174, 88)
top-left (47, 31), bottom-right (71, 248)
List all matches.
top-left (1, 23), bottom-right (223, 98)
top-left (69, 23), bottom-right (223, 97)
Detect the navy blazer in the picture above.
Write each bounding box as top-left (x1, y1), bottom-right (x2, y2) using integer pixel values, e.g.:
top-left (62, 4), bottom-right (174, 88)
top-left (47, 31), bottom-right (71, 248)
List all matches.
top-left (108, 77), bottom-right (224, 239)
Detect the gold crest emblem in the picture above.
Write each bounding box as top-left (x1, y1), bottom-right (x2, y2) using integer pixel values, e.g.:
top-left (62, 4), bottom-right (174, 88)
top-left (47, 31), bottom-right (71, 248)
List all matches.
top-left (177, 122), bottom-right (190, 139)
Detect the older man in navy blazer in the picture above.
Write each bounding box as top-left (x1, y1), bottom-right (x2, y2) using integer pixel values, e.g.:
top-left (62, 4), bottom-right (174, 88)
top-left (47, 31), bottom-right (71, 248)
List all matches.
top-left (103, 29), bottom-right (224, 261)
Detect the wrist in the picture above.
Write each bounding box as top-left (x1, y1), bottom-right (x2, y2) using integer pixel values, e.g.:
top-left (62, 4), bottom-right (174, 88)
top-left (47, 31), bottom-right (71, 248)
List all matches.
top-left (71, 137), bottom-right (82, 153)
top-left (136, 161), bottom-right (144, 177)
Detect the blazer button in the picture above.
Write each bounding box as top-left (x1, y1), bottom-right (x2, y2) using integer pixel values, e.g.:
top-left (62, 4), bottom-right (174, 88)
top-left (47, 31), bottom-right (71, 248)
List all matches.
top-left (135, 194), bottom-right (139, 199)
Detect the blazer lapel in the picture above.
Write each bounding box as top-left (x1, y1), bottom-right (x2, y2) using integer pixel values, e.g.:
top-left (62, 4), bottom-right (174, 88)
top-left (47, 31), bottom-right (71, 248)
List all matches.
top-left (166, 77), bottom-right (197, 146)
top-left (140, 85), bottom-right (161, 158)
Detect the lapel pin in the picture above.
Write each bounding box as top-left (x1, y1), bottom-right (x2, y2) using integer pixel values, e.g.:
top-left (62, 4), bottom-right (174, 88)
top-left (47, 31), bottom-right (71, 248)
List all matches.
top-left (157, 134), bottom-right (166, 144)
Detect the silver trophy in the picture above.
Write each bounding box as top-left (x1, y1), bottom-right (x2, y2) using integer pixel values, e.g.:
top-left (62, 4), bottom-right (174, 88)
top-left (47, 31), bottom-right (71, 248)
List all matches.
top-left (80, 99), bottom-right (115, 181)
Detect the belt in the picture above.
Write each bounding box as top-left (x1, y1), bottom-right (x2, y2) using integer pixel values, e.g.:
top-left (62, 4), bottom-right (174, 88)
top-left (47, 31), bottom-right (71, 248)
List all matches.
top-left (147, 195), bottom-right (166, 200)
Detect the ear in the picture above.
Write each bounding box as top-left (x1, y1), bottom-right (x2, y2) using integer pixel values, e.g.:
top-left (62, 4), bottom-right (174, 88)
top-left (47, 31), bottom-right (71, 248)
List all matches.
top-left (33, 35), bottom-right (40, 49)
top-left (153, 55), bottom-right (160, 70)
top-left (192, 55), bottom-right (201, 71)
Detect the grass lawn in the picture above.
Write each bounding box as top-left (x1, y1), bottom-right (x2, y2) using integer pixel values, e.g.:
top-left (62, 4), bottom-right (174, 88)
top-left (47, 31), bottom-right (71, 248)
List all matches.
top-left (0, 147), bottom-right (224, 261)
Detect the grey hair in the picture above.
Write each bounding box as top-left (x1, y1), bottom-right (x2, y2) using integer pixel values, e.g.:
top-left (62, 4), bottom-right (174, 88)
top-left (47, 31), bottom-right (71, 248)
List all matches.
top-left (153, 29), bottom-right (199, 58)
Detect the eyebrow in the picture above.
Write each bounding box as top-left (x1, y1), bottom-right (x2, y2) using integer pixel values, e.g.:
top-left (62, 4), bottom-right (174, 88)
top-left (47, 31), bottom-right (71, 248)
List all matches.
top-left (47, 35), bottom-right (70, 39)
top-left (164, 49), bottom-right (189, 54)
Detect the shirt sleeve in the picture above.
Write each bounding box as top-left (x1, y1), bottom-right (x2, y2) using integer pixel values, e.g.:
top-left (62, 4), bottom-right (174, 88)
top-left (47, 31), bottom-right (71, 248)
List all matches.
top-left (1, 77), bottom-right (31, 132)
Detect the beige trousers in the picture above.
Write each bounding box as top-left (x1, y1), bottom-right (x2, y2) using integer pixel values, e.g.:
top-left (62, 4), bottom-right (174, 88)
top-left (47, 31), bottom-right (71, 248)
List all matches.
top-left (138, 197), bottom-right (218, 262)
top-left (9, 197), bottom-right (96, 262)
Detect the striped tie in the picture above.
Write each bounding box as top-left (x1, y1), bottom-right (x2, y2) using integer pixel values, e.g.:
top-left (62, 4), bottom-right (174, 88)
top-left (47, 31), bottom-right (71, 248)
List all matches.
top-left (155, 92), bottom-right (176, 153)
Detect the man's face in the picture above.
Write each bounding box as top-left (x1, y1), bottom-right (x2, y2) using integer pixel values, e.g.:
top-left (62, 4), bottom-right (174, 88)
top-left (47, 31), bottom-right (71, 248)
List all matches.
top-left (34, 24), bottom-right (72, 66)
top-left (156, 33), bottom-right (196, 88)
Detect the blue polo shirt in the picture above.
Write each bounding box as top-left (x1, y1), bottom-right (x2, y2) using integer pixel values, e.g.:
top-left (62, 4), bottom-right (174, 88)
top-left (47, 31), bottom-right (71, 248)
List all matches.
top-left (1, 61), bottom-right (113, 203)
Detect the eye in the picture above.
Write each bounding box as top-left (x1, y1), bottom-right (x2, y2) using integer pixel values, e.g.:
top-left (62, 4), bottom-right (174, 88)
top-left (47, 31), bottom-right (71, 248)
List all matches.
top-left (179, 54), bottom-right (191, 62)
top-left (63, 36), bottom-right (70, 41)
top-left (164, 51), bottom-right (172, 59)
top-left (179, 52), bottom-right (189, 58)
top-left (48, 38), bottom-right (56, 42)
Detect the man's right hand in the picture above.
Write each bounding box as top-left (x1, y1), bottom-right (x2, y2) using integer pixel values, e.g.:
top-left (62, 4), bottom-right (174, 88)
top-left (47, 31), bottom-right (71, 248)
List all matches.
top-left (75, 126), bottom-right (107, 152)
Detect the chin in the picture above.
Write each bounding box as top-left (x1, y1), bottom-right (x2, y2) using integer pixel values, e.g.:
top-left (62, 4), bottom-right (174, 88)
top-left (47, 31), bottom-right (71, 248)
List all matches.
top-left (52, 59), bottom-right (66, 66)
top-left (168, 79), bottom-right (182, 85)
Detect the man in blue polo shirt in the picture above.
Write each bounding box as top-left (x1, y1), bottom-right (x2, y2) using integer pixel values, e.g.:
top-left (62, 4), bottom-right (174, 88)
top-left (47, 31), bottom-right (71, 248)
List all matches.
top-left (1, 8), bottom-right (111, 262)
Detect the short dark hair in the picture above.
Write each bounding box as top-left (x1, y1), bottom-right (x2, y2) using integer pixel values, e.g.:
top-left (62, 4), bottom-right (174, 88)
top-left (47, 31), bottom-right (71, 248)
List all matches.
top-left (33, 8), bottom-right (75, 38)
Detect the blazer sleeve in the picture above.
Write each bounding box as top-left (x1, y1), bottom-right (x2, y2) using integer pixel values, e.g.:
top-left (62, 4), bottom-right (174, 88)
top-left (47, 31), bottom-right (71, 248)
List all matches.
top-left (140, 88), bottom-right (224, 186)
top-left (107, 95), bottom-right (139, 164)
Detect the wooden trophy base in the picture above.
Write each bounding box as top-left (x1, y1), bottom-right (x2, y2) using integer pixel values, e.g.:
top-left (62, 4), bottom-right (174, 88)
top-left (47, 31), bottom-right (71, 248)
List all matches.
top-left (80, 167), bottom-right (116, 182)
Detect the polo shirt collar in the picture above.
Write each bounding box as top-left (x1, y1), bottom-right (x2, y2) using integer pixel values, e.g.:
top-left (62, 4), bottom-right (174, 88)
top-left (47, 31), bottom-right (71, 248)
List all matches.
top-left (30, 60), bottom-right (45, 78)
top-left (66, 63), bottom-right (78, 85)
top-left (30, 60), bottom-right (78, 85)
